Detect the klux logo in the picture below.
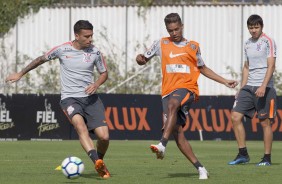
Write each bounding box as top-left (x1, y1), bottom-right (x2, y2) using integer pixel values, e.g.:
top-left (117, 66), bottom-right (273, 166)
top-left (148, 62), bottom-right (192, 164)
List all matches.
top-left (0, 98), bottom-right (14, 130)
top-left (36, 99), bottom-right (59, 136)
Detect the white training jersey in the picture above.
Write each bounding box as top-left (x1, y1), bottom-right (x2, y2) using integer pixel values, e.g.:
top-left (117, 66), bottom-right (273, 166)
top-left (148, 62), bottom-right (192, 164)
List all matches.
top-left (244, 33), bottom-right (277, 87)
top-left (45, 41), bottom-right (107, 100)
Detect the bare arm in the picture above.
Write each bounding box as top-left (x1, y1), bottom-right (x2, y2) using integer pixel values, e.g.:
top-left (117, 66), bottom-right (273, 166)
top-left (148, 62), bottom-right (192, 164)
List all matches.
top-left (255, 57), bottom-right (276, 97)
top-left (240, 61), bottom-right (249, 88)
top-left (85, 71), bottom-right (108, 95)
top-left (199, 65), bottom-right (238, 88)
top-left (5, 55), bottom-right (47, 83)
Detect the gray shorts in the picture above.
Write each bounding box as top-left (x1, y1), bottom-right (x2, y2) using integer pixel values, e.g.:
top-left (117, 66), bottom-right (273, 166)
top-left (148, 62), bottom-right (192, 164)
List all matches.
top-left (232, 85), bottom-right (277, 120)
top-left (60, 94), bottom-right (108, 131)
top-left (162, 88), bottom-right (195, 127)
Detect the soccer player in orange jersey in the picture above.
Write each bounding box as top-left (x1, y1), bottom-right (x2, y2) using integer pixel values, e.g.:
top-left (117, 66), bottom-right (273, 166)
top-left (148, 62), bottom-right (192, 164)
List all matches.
top-left (136, 13), bottom-right (238, 179)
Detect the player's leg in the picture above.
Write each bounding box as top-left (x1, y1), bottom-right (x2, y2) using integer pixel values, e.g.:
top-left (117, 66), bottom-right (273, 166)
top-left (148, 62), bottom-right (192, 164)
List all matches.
top-left (60, 98), bottom-right (100, 161)
top-left (256, 118), bottom-right (272, 166)
top-left (256, 88), bottom-right (276, 166)
top-left (60, 97), bottom-right (107, 177)
top-left (95, 126), bottom-right (109, 160)
top-left (228, 86), bottom-right (254, 165)
top-left (172, 125), bottom-right (208, 179)
top-left (150, 89), bottom-right (189, 159)
top-left (72, 114), bottom-right (95, 152)
top-left (85, 95), bottom-right (110, 177)
top-left (161, 97), bottom-right (180, 141)
top-left (231, 111), bottom-right (247, 148)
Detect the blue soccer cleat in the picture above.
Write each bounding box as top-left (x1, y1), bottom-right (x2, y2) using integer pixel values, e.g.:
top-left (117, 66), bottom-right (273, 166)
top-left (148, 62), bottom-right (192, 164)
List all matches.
top-left (228, 154), bottom-right (250, 165)
top-left (256, 158), bottom-right (271, 166)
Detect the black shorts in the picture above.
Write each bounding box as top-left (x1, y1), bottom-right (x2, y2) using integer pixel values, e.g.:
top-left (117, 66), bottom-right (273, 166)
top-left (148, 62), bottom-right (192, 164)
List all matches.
top-left (162, 88), bottom-right (195, 127)
top-left (60, 94), bottom-right (108, 131)
top-left (232, 85), bottom-right (277, 120)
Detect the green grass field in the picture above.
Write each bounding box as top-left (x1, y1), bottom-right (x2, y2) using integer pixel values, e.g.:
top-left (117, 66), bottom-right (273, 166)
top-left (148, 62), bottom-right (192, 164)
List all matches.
top-left (0, 140), bottom-right (281, 184)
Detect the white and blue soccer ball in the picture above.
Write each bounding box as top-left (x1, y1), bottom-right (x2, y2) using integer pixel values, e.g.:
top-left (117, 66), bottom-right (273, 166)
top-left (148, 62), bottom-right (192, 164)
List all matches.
top-left (61, 156), bottom-right (85, 179)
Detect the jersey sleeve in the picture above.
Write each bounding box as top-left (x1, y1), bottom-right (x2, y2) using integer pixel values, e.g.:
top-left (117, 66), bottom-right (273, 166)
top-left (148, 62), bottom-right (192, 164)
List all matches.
top-left (243, 41), bottom-right (248, 61)
top-left (267, 38), bottom-right (277, 58)
top-left (144, 39), bottom-right (161, 60)
top-left (196, 47), bottom-right (205, 67)
top-left (44, 45), bottom-right (63, 61)
top-left (94, 50), bottom-right (107, 73)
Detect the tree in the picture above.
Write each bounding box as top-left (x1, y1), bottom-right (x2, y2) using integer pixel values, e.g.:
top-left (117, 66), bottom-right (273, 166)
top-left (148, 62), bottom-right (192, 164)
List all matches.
top-left (0, 0), bottom-right (59, 37)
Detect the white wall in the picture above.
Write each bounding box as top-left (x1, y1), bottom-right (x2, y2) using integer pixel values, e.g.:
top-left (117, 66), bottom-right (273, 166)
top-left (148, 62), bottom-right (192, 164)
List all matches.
top-left (1, 5), bottom-right (281, 95)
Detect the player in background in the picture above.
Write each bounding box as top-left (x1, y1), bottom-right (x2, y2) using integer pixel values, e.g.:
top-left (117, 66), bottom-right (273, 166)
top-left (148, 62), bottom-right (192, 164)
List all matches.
top-left (136, 13), bottom-right (238, 179)
top-left (228, 14), bottom-right (277, 166)
top-left (5, 20), bottom-right (111, 178)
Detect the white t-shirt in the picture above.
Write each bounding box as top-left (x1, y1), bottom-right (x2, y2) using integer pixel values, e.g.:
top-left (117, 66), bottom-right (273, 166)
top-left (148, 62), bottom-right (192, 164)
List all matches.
top-left (45, 41), bottom-right (107, 100)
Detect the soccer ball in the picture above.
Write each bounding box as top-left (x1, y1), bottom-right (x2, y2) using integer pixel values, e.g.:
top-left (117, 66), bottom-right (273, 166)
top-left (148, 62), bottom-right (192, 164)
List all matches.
top-left (61, 156), bottom-right (85, 179)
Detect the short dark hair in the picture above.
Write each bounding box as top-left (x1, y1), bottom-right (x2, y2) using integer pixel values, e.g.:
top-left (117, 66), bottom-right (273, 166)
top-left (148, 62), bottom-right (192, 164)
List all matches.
top-left (247, 14), bottom-right (263, 27)
top-left (73, 20), bottom-right (93, 34)
top-left (164, 13), bottom-right (182, 25)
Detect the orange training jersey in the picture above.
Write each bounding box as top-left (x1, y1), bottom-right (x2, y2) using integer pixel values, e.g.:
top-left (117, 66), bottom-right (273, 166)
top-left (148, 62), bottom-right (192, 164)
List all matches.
top-left (144, 37), bottom-right (203, 98)
top-left (161, 37), bottom-right (200, 97)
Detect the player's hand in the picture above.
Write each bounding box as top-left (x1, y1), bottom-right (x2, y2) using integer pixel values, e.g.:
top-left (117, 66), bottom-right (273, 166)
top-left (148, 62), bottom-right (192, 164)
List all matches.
top-left (5, 73), bottom-right (23, 83)
top-left (224, 80), bottom-right (238, 88)
top-left (255, 86), bottom-right (266, 97)
top-left (136, 54), bottom-right (147, 65)
top-left (85, 83), bottom-right (99, 95)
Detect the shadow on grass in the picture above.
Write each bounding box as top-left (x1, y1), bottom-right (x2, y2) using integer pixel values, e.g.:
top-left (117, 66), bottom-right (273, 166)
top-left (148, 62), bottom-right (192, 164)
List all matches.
top-left (165, 173), bottom-right (198, 178)
top-left (80, 172), bottom-right (115, 180)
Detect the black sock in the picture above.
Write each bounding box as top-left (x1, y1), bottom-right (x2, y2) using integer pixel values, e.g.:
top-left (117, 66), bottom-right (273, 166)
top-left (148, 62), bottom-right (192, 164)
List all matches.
top-left (239, 147), bottom-right (248, 156)
top-left (263, 154), bottom-right (271, 162)
top-left (97, 151), bottom-right (105, 160)
top-left (160, 137), bottom-right (168, 147)
top-left (88, 149), bottom-right (99, 163)
top-left (193, 161), bottom-right (203, 170)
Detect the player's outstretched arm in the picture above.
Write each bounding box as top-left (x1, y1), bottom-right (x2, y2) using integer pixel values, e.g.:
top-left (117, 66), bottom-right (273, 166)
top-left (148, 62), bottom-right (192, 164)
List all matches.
top-left (199, 65), bottom-right (238, 88)
top-left (5, 55), bottom-right (47, 83)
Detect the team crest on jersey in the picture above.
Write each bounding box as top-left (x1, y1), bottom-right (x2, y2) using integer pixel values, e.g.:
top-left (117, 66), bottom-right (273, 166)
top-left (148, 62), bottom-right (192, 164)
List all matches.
top-left (256, 42), bottom-right (262, 51)
top-left (190, 44), bottom-right (196, 50)
top-left (83, 53), bottom-right (92, 63)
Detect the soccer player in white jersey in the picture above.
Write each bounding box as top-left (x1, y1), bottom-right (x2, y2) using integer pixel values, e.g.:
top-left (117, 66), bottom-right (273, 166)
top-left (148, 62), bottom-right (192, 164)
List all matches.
top-left (228, 14), bottom-right (277, 166)
top-left (5, 20), bottom-right (111, 178)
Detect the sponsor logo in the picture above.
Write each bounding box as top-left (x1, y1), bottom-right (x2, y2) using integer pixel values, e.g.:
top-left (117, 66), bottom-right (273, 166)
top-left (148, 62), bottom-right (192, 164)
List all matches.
top-left (233, 100), bottom-right (237, 108)
top-left (83, 53), bottom-right (92, 63)
top-left (65, 55), bottom-right (72, 59)
top-left (0, 98), bottom-right (14, 131)
top-left (48, 49), bottom-right (61, 60)
top-left (256, 42), bottom-right (262, 51)
top-left (260, 113), bottom-right (267, 116)
top-left (105, 107), bottom-right (150, 131)
top-left (190, 44), bottom-right (196, 50)
top-left (36, 99), bottom-right (59, 136)
top-left (67, 105), bottom-right (75, 115)
top-left (169, 51), bottom-right (187, 58)
top-left (172, 94), bottom-right (180, 97)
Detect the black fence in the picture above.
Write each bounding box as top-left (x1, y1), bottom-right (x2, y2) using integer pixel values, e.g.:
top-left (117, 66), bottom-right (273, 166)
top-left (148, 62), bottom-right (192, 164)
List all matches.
top-left (0, 94), bottom-right (281, 140)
